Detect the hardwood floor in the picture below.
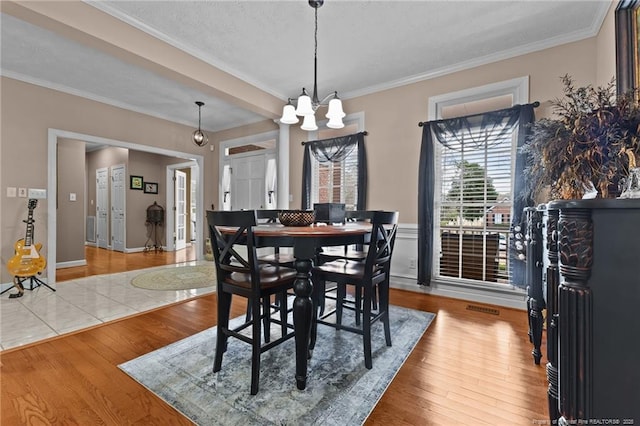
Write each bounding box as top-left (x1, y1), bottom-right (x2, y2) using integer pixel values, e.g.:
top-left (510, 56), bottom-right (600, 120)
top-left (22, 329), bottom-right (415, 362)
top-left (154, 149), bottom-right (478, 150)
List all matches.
top-left (3, 250), bottom-right (549, 425)
top-left (56, 245), bottom-right (197, 282)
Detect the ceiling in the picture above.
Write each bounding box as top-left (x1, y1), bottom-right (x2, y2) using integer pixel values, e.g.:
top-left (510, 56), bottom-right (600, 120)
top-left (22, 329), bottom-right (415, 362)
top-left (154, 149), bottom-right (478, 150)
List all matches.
top-left (0, 1), bottom-right (611, 135)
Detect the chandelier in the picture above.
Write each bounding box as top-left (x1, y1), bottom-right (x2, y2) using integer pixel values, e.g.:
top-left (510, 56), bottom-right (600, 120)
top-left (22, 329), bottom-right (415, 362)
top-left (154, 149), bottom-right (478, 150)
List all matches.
top-left (280, 0), bottom-right (345, 131)
top-left (192, 101), bottom-right (209, 147)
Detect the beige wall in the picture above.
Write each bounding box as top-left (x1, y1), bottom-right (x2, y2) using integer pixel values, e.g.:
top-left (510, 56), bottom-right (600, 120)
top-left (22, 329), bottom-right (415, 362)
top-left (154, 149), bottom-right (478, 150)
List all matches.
top-left (0, 77), bottom-right (218, 283)
top-left (0, 5), bottom-right (617, 283)
top-left (286, 37), bottom-right (602, 224)
top-left (56, 139), bottom-right (86, 263)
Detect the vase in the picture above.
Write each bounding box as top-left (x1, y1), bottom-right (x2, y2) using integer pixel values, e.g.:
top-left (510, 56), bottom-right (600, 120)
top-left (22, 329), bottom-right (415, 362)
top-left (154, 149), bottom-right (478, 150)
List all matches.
top-left (619, 167), bottom-right (640, 199)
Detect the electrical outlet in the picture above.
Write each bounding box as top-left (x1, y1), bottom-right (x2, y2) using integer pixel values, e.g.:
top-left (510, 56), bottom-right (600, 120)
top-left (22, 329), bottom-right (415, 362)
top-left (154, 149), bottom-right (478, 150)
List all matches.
top-left (18, 187), bottom-right (27, 197)
top-left (408, 258), bottom-right (416, 269)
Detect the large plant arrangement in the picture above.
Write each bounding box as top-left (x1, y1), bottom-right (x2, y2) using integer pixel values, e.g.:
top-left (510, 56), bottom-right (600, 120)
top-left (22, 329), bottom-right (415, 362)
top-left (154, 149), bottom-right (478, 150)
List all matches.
top-left (522, 75), bottom-right (640, 200)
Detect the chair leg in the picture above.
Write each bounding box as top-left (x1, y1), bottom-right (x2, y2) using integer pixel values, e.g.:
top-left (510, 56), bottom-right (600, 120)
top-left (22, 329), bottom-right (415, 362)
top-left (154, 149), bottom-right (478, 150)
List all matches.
top-left (362, 284), bottom-right (373, 369)
top-left (379, 279), bottom-right (392, 347)
top-left (317, 279), bottom-right (327, 315)
top-left (310, 276), bottom-right (322, 350)
top-left (354, 286), bottom-right (362, 326)
top-left (214, 291), bottom-right (232, 372)
top-left (246, 298), bottom-right (252, 322)
top-left (279, 291), bottom-right (287, 338)
top-left (336, 283), bottom-right (346, 329)
top-left (250, 299), bottom-right (262, 395)
top-left (262, 297), bottom-right (271, 343)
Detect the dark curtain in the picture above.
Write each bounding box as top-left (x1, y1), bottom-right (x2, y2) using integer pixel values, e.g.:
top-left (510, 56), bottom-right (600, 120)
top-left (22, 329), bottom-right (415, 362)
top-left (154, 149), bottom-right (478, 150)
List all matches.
top-left (301, 132), bottom-right (367, 210)
top-left (417, 103), bottom-right (536, 288)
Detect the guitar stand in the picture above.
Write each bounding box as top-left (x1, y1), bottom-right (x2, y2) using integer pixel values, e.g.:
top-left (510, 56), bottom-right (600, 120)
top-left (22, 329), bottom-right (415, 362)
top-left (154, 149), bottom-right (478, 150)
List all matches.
top-left (1, 274), bottom-right (55, 299)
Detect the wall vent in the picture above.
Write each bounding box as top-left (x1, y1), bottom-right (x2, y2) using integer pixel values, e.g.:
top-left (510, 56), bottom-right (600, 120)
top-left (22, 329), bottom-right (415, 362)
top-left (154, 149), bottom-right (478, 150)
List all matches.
top-left (86, 216), bottom-right (96, 243)
top-left (466, 304), bottom-right (500, 315)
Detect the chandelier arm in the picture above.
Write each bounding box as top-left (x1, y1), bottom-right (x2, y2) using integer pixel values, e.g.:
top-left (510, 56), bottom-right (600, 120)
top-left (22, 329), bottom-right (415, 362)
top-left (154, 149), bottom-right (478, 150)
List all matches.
top-left (317, 91), bottom-right (338, 107)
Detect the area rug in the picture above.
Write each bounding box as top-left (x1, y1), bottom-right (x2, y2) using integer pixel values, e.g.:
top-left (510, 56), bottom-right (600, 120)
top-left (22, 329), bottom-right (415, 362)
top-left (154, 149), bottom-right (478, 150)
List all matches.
top-left (130, 265), bottom-right (216, 290)
top-left (119, 305), bottom-right (435, 425)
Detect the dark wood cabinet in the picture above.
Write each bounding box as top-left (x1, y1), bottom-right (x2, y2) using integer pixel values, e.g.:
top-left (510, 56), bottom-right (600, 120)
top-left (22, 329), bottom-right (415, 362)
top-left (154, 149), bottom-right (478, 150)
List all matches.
top-left (545, 199), bottom-right (640, 425)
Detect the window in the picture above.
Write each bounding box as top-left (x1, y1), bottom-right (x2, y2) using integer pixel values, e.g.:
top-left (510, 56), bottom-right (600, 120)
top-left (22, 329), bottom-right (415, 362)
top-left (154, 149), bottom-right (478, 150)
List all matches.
top-left (436, 123), bottom-right (514, 283)
top-left (418, 77), bottom-right (531, 288)
top-left (306, 114), bottom-right (365, 210)
top-left (311, 141), bottom-right (359, 209)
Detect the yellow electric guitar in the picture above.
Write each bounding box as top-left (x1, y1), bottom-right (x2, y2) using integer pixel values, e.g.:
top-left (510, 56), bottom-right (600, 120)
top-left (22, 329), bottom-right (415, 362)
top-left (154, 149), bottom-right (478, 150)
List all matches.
top-left (7, 199), bottom-right (47, 278)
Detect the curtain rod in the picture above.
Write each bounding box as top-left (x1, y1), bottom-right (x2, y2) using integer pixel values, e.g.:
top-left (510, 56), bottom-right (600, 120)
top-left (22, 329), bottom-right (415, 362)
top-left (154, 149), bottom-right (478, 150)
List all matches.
top-left (301, 130), bottom-right (368, 145)
top-left (417, 101), bottom-right (540, 127)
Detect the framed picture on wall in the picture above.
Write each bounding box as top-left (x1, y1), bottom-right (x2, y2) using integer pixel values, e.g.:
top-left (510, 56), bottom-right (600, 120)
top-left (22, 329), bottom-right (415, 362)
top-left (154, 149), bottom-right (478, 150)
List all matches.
top-left (144, 182), bottom-right (158, 194)
top-left (130, 175), bottom-right (143, 190)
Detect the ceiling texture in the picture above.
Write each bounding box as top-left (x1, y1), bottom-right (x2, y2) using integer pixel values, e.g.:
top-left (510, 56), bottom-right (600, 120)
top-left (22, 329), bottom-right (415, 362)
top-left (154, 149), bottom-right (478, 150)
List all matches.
top-left (0, 1), bottom-right (611, 135)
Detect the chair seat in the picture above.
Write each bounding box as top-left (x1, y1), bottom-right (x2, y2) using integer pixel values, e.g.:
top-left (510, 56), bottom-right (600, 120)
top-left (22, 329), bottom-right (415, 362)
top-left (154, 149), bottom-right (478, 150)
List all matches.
top-left (227, 265), bottom-right (297, 289)
top-left (315, 259), bottom-right (383, 280)
top-left (258, 253), bottom-right (295, 266)
top-left (318, 247), bottom-right (367, 262)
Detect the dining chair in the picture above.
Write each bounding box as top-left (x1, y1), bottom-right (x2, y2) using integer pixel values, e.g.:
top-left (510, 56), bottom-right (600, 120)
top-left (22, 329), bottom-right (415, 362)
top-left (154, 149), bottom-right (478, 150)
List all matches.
top-left (316, 210), bottom-right (377, 317)
top-left (311, 210), bottom-right (399, 369)
top-left (206, 210), bottom-right (296, 395)
top-left (254, 209), bottom-right (295, 267)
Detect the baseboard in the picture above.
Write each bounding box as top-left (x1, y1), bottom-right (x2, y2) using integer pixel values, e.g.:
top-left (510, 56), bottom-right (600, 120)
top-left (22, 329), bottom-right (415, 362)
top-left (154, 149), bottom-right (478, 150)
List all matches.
top-left (389, 273), bottom-right (527, 310)
top-left (56, 259), bottom-right (87, 269)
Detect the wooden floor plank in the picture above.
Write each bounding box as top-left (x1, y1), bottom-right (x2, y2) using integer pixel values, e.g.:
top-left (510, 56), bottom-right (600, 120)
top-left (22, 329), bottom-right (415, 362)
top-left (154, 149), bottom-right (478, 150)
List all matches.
top-left (2, 250), bottom-right (548, 425)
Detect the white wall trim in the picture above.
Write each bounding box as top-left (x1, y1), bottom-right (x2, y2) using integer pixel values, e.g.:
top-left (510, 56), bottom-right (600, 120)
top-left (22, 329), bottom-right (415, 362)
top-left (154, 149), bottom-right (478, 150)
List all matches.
top-left (389, 223), bottom-right (527, 310)
top-left (56, 259), bottom-right (87, 269)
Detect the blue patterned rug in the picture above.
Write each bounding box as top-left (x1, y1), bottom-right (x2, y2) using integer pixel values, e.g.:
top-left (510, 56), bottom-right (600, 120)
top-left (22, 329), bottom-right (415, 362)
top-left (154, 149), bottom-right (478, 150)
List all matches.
top-left (119, 305), bottom-right (435, 425)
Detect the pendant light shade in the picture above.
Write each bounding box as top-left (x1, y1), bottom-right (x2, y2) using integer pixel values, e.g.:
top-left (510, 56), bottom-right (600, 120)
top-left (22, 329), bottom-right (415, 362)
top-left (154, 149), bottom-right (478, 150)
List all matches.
top-left (295, 90), bottom-right (314, 116)
top-left (192, 101), bottom-right (209, 147)
top-left (301, 114), bottom-right (318, 131)
top-left (281, 101), bottom-right (299, 124)
top-left (279, 0), bottom-right (346, 130)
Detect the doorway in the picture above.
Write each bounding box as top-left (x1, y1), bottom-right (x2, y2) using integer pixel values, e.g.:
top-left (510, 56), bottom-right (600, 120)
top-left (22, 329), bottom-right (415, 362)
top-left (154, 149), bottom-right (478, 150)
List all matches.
top-left (219, 130), bottom-right (277, 211)
top-left (47, 129), bottom-right (205, 287)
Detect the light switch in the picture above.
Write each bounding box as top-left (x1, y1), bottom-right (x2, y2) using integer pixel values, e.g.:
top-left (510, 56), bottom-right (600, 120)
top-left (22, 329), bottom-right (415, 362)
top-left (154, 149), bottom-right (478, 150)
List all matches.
top-left (28, 188), bottom-right (47, 199)
top-left (69, 193), bottom-right (77, 201)
top-left (7, 187), bottom-right (16, 197)
top-left (18, 188), bottom-right (27, 198)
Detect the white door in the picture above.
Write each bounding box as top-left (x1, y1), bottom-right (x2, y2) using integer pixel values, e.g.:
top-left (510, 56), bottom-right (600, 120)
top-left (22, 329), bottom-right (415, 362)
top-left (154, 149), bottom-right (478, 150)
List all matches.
top-left (110, 164), bottom-right (126, 252)
top-left (231, 155), bottom-right (265, 210)
top-left (96, 167), bottom-right (109, 249)
top-left (174, 169), bottom-right (187, 250)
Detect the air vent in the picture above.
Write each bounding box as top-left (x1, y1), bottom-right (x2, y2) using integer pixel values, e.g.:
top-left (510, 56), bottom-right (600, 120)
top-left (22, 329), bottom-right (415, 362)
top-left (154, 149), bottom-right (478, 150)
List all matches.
top-left (466, 304), bottom-right (500, 315)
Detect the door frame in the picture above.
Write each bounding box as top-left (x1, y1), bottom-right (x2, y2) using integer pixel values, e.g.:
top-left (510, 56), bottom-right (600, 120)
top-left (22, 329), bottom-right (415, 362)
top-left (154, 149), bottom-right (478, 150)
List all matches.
top-left (165, 162), bottom-right (196, 251)
top-left (47, 128), bottom-right (204, 287)
top-left (110, 163), bottom-right (126, 252)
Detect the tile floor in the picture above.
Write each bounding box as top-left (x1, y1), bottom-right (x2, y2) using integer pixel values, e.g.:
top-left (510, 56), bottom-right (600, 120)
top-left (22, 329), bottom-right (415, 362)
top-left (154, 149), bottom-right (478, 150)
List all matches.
top-left (0, 261), bottom-right (214, 351)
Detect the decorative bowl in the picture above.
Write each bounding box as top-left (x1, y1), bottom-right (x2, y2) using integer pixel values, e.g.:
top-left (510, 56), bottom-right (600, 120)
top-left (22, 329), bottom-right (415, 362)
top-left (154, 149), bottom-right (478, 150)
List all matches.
top-left (278, 210), bottom-right (316, 227)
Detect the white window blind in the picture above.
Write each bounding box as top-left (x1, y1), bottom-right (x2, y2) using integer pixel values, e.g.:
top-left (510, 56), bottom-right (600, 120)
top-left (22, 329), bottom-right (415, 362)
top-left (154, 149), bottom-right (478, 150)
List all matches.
top-left (437, 127), bottom-right (514, 284)
top-left (311, 145), bottom-right (358, 210)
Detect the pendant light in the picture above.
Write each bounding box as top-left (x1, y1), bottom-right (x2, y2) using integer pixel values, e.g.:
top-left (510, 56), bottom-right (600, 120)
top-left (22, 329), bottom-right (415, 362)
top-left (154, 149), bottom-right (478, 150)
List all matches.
top-left (280, 0), bottom-right (345, 131)
top-left (192, 101), bottom-right (209, 147)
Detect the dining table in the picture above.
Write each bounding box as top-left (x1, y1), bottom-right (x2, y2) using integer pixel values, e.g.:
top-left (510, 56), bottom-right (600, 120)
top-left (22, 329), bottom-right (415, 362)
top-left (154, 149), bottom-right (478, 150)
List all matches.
top-left (236, 222), bottom-right (373, 390)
